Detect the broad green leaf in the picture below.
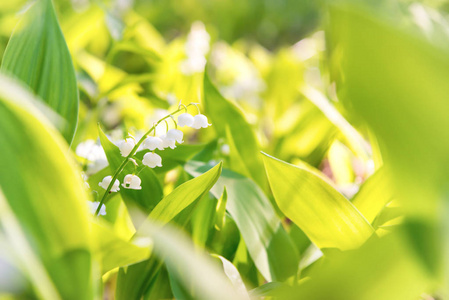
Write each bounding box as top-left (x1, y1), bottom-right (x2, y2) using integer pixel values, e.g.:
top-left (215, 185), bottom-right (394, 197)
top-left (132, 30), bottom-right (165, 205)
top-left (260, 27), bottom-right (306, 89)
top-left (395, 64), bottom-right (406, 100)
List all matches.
top-left (138, 221), bottom-right (247, 300)
top-left (327, 3), bottom-right (449, 221)
top-left (276, 233), bottom-right (430, 300)
top-left (352, 168), bottom-right (394, 224)
top-left (0, 189), bottom-right (60, 300)
top-left (191, 193), bottom-right (217, 247)
top-left (145, 162), bottom-right (222, 225)
top-left (327, 2), bottom-right (449, 277)
top-left (115, 162), bottom-right (222, 300)
top-left (203, 73), bottom-right (266, 189)
top-left (263, 153), bottom-right (374, 250)
top-left (98, 126), bottom-right (163, 217)
top-left (186, 161), bottom-right (299, 282)
top-left (0, 74), bottom-right (93, 299)
top-left (92, 221), bottom-right (151, 274)
top-left (1, 0), bottom-right (79, 143)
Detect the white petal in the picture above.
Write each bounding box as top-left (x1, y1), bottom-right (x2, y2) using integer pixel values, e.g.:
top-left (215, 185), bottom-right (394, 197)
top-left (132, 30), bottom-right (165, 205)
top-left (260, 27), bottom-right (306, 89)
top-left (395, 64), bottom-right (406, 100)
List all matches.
top-left (161, 134), bottom-right (177, 149)
top-left (192, 114), bottom-right (211, 129)
top-left (143, 136), bottom-right (164, 151)
top-left (122, 174), bottom-right (142, 190)
top-left (119, 138), bottom-right (135, 157)
top-left (177, 113), bottom-right (194, 127)
top-left (142, 152), bottom-right (163, 168)
top-left (166, 129), bottom-right (184, 143)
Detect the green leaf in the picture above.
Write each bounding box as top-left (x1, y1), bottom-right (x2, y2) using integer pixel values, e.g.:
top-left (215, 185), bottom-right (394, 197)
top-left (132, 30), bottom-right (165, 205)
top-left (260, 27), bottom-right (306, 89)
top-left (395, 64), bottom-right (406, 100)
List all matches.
top-left (1, 0), bottom-right (79, 144)
top-left (98, 126), bottom-right (163, 218)
top-left (276, 233), bottom-right (431, 300)
top-left (186, 161), bottom-right (299, 282)
top-left (145, 162), bottom-right (222, 225)
top-left (0, 73), bottom-right (93, 299)
top-left (115, 162), bottom-right (222, 300)
top-left (327, 2), bottom-right (449, 276)
top-left (92, 221), bottom-right (151, 274)
top-left (263, 153), bottom-right (374, 250)
top-left (138, 221), bottom-right (248, 300)
top-left (351, 168), bottom-right (394, 225)
top-left (203, 73), bottom-right (266, 190)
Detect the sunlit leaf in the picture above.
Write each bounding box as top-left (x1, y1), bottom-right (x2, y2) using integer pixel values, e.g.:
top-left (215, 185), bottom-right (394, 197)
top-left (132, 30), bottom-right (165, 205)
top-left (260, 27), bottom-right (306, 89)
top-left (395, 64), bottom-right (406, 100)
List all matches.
top-left (263, 153), bottom-right (374, 250)
top-left (92, 221), bottom-right (151, 274)
top-left (203, 73), bottom-right (266, 190)
top-left (0, 73), bottom-right (93, 299)
top-left (1, 0), bottom-right (79, 143)
top-left (186, 161), bottom-right (299, 282)
top-left (138, 221), bottom-right (247, 300)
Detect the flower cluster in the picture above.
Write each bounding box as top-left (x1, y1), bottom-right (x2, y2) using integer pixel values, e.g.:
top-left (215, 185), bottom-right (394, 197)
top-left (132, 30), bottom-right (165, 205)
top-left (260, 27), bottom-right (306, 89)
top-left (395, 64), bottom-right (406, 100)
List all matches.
top-left (93, 108), bottom-right (211, 216)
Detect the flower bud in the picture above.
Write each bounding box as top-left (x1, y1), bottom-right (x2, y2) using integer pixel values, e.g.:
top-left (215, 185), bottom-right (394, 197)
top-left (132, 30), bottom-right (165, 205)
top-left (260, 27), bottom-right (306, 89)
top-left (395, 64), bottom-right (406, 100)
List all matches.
top-left (166, 129), bottom-right (184, 144)
top-left (143, 152), bottom-right (163, 168)
top-left (122, 174), bottom-right (142, 190)
top-left (99, 176), bottom-right (120, 192)
top-left (119, 138), bottom-right (135, 157)
top-left (221, 144), bottom-right (230, 156)
top-left (191, 114), bottom-right (211, 129)
top-left (177, 113), bottom-right (194, 127)
top-left (143, 136), bottom-right (164, 151)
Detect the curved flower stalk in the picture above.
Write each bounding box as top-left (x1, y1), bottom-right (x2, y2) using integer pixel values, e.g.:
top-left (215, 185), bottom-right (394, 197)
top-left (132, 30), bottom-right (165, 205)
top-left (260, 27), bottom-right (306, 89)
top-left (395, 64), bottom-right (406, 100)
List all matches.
top-left (95, 102), bottom-right (212, 216)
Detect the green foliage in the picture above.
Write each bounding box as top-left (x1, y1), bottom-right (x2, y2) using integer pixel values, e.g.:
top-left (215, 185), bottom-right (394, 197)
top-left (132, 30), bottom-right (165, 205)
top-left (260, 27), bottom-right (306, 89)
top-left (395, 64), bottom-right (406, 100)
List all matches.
top-left (263, 153), bottom-right (374, 251)
top-left (1, 0), bottom-right (448, 299)
top-left (1, 0), bottom-right (78, 144)
top-left (0, 74), bottom-right (92, 299)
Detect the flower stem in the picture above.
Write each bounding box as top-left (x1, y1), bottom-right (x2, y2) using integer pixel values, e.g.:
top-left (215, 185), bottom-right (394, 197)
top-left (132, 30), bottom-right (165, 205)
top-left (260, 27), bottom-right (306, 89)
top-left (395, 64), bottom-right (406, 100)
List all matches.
top-left (95, 105), bottom-right (192, 216)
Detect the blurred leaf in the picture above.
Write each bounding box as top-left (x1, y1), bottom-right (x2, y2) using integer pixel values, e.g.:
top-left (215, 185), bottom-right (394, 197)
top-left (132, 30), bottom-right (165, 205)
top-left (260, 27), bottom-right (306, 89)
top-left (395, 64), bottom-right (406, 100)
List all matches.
top-left (1, 0), bottom-right (79, 144)
top-left (328, 2), bottom-right (449, 278)
top-left (0, 189), bottom-right (60, 300)
top-left (186, 161), bottom-right (299, 282)
top-left (116, 162), bottom-right (222, 300)
top-left (301, 87), bottom-right (370, 160)
top-left (138, 221), bottom-right (247, 300)
top-left (0, 74), bottom-right (93, 299)
top-left (92, 221), bottom-right (150, 274)
top-left (277, 233), bottom-right (431, 300)
top-left (263, 153), bottom-right (374, 250)
top-left (203, 73), bottom-right (266, 190)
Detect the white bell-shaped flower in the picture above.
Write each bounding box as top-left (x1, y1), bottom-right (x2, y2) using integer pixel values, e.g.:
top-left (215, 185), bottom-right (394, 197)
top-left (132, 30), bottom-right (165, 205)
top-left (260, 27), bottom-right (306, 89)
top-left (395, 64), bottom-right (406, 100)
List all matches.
top-left (87, 201), bottom-right (106, 216)
top-left (160, 134), bottom-right (176, 149)
top-left (122, 174), bottom-right (142, 190)
top-left (177, 113), bottom-right (194, 127)
top-left (166, 129), bottom-right (184, 144)
top-left (191, 114), bottom-right (211, 129)
top-left (119, 138), bottom-right (135, 157)
top-left (98, 175), bottom-right (120, 192)
top-left (143, 136), bottom-right (164, 151)
top-left (143, 152), bottom-right (163, 168)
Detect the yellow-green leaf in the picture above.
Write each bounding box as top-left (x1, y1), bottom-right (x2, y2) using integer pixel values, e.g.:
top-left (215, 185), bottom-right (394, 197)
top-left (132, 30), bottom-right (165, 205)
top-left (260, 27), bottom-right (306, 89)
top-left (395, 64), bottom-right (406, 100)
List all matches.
top-left (0, 73), bottom-right (92, 299)
top-left (1, 0), bottom-right (79, 143)
top-left (263, 153), bottom-right (374, 250)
